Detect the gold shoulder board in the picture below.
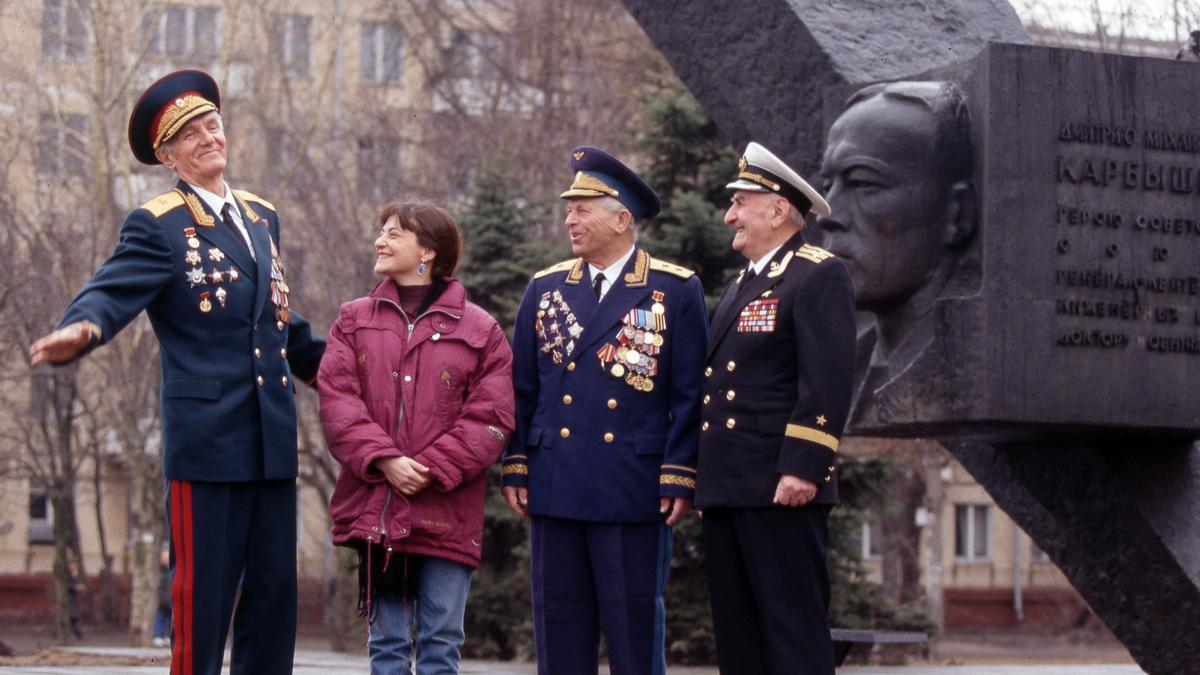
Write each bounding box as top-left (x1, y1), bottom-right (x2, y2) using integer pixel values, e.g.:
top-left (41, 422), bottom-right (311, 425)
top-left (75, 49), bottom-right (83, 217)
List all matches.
top-left (648, 258), bottom-right (696, 279)
top-left (533, 259), bottom-right (579, 280)
top-left (795, 244), bottom-right (835, 264)
top-left (233, 189), bottom-right (277, 213)
top-left (140, 191), bottom-right (185, 217)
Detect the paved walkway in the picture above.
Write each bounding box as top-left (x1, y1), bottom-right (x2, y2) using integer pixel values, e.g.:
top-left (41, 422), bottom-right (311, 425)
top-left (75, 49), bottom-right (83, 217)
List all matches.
top-left (0, 646), bottom-right (1147, 674)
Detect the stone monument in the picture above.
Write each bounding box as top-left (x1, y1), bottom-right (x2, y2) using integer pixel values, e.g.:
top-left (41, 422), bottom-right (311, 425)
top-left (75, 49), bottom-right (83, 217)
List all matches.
top-left (623, 3), bottom-right (1200, 673)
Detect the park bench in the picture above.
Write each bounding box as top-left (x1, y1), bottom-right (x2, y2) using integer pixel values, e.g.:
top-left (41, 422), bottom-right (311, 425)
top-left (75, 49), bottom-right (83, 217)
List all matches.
top-left (831, 628), bottom-right (929, 666)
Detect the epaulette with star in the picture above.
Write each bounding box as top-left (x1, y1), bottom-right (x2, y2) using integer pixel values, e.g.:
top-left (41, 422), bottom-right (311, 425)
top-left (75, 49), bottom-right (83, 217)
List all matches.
top-left (648, 258), bottom-right (696, 279)
top-left (140, 191), bottom-right (186, 217)
top-left (533, 259), bottom-right (578, 280)
top-left (794, 244), bottom-right (835, 264)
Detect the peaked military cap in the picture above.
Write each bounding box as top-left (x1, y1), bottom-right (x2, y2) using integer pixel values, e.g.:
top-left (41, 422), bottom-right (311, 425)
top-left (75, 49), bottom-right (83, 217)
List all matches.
top-left (128, 69), bottom-right (221, 165)
top-left (560, 146), bottom-right (662, 219)
top-left (727, 142), bottom-right (831, 216)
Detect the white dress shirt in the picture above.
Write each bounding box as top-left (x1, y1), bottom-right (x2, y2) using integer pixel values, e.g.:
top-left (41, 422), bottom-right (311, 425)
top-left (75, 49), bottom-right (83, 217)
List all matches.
top-left (191, 181), bottom-right (256, 260)
top-left (588, 244), bottom-right (636, 301)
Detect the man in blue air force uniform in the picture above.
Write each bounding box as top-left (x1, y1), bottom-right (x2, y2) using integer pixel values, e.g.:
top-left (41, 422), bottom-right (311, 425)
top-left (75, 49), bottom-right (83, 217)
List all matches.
top-left (501, 147), bottom-right (707, 674)
top-left (28, 70), bottom-right (324, 675)
top-left (698, 142), bottom-right (856, 674)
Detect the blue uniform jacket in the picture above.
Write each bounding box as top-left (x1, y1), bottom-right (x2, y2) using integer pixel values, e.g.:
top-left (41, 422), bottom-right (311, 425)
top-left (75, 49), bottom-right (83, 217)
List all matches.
top-left (502, 249), bottom-right (707, 522)
top-left (58, 180), bottom-right (324, 482)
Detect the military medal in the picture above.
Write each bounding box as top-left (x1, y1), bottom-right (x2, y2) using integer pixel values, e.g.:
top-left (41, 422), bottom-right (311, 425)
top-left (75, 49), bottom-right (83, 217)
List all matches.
top-left (210, 269), bottom-right (223, 284)
top-left (611, 363), bottom-right (626, 377)
top-left (185, 250), bottom-right (201, 265)
top-left (198, 291), bottom-right (212, 313)
top-left (208, 247), bottom-right (225, 262)
top-left (215, 287), bottom-right (227, 308)
top-left (651, 291), bottom-right (665, 315)
top-left (228, 268), bottom-right (239, 282)
top-left (183, 227), bottom-right (200, 249)
top-left (186, 267), bottom-right (205, 287)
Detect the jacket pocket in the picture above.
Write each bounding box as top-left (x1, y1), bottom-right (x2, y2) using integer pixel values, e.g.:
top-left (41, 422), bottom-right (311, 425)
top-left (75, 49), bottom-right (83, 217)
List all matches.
top-left (163, 377), bottom-right (221, 400)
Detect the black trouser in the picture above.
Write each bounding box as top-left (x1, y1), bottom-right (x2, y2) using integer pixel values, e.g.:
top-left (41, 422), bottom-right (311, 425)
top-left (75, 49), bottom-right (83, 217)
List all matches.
top-left (702, 505), bottom-right (834, 675)
top-left (167, 479), bottom-right (297, 675)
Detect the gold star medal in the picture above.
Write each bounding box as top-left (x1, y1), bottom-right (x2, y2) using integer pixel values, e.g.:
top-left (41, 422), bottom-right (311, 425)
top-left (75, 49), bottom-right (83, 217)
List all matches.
top-left (198, 291), bottom-right (212, 313)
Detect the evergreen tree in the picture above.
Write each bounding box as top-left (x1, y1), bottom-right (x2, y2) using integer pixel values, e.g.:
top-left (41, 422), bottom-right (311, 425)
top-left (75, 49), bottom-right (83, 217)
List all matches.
top-left (456, 164), bottom-right (560, 332)
top-left (635, 84), bottom-right (744, 308)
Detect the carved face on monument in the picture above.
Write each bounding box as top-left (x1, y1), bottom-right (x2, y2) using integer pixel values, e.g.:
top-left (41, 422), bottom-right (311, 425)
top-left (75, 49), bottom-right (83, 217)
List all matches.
top-left (817, 82), bottom-right (975, 315)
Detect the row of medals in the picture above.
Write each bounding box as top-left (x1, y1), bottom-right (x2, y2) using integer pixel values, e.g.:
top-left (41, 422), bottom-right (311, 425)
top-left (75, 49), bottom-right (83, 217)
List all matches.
top-left (182, 228), bottom-right (238, 313)
top-left (600, 297), bottom-right (666, 393)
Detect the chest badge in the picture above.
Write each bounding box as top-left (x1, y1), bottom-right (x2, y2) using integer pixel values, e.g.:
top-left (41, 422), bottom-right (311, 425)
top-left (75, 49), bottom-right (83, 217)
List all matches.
top-left (738, 298), bottom-right (779, 333)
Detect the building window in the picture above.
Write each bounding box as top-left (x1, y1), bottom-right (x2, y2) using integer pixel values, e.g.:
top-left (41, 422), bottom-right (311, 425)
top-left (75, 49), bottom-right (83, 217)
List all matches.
top-left (861, 519), bottom-right (883, 560)
top-left (356, 136), bottom-right (402, 202)
top-left (360, 21), bottom-right (404, 85)
top-left (277, 14), bottom-right (311, 78)
top-left (37, 112), bottom-right (89, 180)
top-left (448, 29), bottom-right (501, 80)
top-left (41, 0), bottom-right (89, 62)
top-left (954, 504), bottom-right (991, 562)
top-left (143, 5), bottom-right (220, 61)
top-left (28, 486), bottom-right (54, 545)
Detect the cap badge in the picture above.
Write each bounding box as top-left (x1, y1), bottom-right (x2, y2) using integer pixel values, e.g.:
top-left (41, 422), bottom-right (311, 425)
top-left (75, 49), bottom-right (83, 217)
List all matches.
top-left (738, 156), bottom-right (747, 172)
top-left (175, 98), bottom-right (186, 108)
top-left (573, 151), bottom-right (585, 160)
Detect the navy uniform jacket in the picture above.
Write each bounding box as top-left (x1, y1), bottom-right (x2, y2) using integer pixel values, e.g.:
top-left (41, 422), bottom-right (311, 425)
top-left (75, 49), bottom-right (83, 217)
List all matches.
top-left (502, 249), bottom-right (707, 522)
top-left (59, 180), bottom-right (324, 482)
top-left (697, 231), bottom-right (855, 508)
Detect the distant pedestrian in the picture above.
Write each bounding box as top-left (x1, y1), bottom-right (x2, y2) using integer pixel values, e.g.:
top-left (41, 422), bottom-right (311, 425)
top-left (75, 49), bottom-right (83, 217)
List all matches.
top-left (153, 545), bottom-right (172, 647)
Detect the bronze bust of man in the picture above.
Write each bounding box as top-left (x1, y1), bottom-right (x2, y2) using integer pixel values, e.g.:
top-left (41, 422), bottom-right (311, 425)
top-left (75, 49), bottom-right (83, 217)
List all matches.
top-left (817, 81), bottom-right (979, 430)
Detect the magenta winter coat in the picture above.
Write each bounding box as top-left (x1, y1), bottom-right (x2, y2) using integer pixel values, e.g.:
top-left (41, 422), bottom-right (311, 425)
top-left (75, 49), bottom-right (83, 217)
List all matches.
top-left (319, 278), bottom-right (515, 568)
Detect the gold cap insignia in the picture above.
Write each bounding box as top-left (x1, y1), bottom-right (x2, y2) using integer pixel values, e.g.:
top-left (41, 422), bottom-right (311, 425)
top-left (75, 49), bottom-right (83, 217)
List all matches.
top-left (738, 156), bottom-right (747, 172)
top-left (574, 150), bottom-right (585, 160)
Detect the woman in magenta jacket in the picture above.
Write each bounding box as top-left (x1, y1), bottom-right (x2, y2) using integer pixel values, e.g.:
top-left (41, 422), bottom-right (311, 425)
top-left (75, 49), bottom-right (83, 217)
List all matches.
top-left (318, 201), bottom-right (515, 674)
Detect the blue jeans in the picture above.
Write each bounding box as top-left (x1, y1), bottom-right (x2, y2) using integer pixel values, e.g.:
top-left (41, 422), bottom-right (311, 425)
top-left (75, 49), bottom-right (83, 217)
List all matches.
top-left (368, 556), bottom-right (473, 675)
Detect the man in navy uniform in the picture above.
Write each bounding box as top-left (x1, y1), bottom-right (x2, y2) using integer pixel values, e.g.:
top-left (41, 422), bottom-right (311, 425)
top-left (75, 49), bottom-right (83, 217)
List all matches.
top-left (697, 142), bottom-right (856, 674)
top-left (501, 147), bottom-right (707, 674)
top-left (28, 70), bottom-right (324, 675)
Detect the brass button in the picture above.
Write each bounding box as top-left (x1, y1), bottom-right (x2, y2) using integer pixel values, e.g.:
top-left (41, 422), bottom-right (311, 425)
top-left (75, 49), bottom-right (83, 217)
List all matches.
top-left (726, 390), bottom-right (736, 401)
top-left (280, 348), bottom-right (287, 358)
top-left (256, 375), bottom-right (264, 386)
top-left (276, 321), bottom-right (285, 331)
top-left (563, 394), bottom-right (573, 405)
top-left (603, 432), bottom-right (614, 443)
top-left (726, 418), bottom-right (736, 429)
top-left (560, 427), bottom-right (570, 439)
top-left (566, 362), bottom-right (577, 372)
top-left (703, 394), bottom-right (711, 405)
top-left (254, 347), bottom-right (262, 358)
top-left (607, 399), bottom-right (618, 409)
top-left (825, 476), bottom-right (832, 482)
top-left (702, 421), bottom-right (709, 431)
top-left (282, 376), bottom-right (289, 386)
top-left (828, 466), bottom-right (836, 471)
top-left (726, 361), bottom-right (736, 372)
top-left (704, 366), bottom-right (713, 377)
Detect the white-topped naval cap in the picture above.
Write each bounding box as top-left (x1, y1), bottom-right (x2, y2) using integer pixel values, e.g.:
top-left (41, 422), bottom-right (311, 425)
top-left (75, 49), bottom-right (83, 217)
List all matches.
top-left (726, 141), bottom-right (831, 216)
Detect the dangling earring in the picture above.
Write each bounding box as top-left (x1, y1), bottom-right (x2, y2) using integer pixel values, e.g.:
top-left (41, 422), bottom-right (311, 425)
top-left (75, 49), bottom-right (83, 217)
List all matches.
top-left (417, 262), bottom-right (427, 277)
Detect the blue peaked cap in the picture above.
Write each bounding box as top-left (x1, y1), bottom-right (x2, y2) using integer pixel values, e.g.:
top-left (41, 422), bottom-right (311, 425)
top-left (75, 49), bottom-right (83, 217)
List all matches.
top-left (559, 146), bottom-right (662, 219)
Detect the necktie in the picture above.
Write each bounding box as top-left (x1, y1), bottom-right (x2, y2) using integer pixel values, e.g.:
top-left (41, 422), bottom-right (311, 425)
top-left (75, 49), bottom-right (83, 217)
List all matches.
top-left (221, 203), bottom-right (251, 256)
top-left (593, 272), bottom-right (606, 299)
top-left (741, 267), bottom-right (757, 287)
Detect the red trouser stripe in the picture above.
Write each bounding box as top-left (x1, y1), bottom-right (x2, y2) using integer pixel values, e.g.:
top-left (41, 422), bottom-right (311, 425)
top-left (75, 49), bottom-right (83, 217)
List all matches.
top-left (170, 480), bottom-right (194, 675)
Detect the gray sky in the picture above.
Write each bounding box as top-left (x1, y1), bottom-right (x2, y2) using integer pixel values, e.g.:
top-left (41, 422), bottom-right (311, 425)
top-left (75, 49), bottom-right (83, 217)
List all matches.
top-left (1012, 0), bottom-right (1195, 41)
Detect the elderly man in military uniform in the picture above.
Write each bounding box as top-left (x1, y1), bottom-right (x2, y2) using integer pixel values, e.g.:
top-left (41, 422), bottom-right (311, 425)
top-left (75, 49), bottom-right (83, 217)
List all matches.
top-left (501, 147), bottom-right (707, 675)
top-left (28, 70), bottom-right (324, 675)
top-left (697, 142), bottom-right (856, 674)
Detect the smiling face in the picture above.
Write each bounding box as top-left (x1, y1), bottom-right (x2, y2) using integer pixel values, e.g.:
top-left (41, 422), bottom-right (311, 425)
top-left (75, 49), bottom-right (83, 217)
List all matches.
top-left (374, 215), bottom-right (432, 284)
top-left (817, 96), bottom-right (952, 312)
top-left (563, 197), bottom-right (630, 267)
top-left (724, 190), bottom-right (792, 263)
top-left (157, 111), bottom-right (227, 191)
